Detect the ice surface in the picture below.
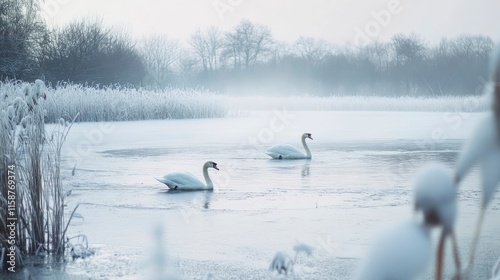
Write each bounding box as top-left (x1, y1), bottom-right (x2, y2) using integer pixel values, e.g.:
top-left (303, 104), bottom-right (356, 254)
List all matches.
top-left (14, 111), bottom-right (498, 279)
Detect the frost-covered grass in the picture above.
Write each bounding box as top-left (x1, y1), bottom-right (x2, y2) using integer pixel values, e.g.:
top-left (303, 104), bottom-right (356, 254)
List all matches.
top-left (45, 84), bottom-right (227, 122)
top-left (0, 81), bottom-right (228, 123)
top-left (227, 95), bottom-right (490, 112)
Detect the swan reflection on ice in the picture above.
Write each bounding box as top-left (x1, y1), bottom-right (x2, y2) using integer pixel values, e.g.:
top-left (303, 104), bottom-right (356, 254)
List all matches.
top-left (301, 163), bottom-right (310, 177)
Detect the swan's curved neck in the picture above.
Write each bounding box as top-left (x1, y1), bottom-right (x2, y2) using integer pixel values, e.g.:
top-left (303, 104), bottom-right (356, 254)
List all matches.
top-left (302, 137), bottom-right (311, 159)
top-left (203, 165), bottom-right (213, 188)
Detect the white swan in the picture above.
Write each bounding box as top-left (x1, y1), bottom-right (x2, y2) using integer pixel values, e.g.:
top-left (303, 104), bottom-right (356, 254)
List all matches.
top-left (266, 133), bottom-right (313, 159)
top-left (156, 161), bottom-right (219, 190)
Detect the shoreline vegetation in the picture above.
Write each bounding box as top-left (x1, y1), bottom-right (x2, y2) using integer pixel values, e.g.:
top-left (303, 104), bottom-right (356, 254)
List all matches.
top-left (0, 81), bottom-right (490, 124)
top-left (0, 80), bottom-right (92, 271)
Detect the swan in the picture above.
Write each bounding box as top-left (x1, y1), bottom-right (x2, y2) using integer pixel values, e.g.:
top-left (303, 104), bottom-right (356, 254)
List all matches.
top-left (266, 133), bottom-right (313, 159)
top-left (156, 161), bottom-right (219, 190)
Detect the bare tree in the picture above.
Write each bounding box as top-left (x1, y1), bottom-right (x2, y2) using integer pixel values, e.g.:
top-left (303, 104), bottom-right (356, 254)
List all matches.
top-left (177, 50), bottom-right (199, 86)
top-left (189, 27), bottom-right (224, 73)
top-left (189, 30), bottom-right (208, 72)
top-left (40, 18), bottom-right (145, 85)
top-left (391, 33), bottom-right (427, 65)
top-left (363, 40), bottom-right (390, 73)
top-left (425, 38), bottom-right (454, 94)
top-left (41, 18), bottom-right (108, 82)
top-left (140, 34), bottom-right (180, 87)
top-left (390, 33), bottom-right (427, 93)
top-left (0, 0), bottom-right (46, 79)
top-left (224, 19), bottom-right (274, 70)
top-left (268, 40), bottom-right (292, 67)
top-left (294, 36), bottom-right (330, 65)
top-left (450, 34), bottom-right (493, 60)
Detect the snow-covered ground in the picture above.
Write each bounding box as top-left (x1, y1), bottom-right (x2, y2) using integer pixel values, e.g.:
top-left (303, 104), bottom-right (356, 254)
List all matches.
top-left (7, 111), bottom-right (499, 279)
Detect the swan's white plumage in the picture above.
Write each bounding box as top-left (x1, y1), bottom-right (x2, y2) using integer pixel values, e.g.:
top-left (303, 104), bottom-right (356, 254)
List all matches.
top-left (157, 172), bottom-right (207, 190)
top-left (266, 144), bottom-right (307, 159)
top-left (355, 220), bottom-right (431, 280)
top-left (157, 161), bottom-right (218, 190)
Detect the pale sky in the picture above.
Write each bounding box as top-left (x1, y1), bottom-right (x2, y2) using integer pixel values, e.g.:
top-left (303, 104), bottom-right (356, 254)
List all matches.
top-left (41, 0), bottom-right (500, 45)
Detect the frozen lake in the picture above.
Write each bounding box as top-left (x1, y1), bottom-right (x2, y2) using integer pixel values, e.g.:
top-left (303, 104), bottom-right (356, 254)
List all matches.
top-left (17, 111), bottom-right (500, 279)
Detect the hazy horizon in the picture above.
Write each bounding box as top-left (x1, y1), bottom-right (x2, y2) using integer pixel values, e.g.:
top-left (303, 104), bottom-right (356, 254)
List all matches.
top-left (4, 0), bottom-right (498, 95)
top-left (42, 0), bottom-right (500, 45)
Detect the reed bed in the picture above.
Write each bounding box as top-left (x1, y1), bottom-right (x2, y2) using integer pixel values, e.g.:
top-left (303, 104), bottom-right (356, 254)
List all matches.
top-left (0, 80), bottom-right (79, 269)
top-left (41, 84), bottom-right (228, 122)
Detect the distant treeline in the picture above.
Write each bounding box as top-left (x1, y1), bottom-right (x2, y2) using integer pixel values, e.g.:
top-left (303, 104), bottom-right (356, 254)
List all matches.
top-left (0, 0), bottom-right (496, 96)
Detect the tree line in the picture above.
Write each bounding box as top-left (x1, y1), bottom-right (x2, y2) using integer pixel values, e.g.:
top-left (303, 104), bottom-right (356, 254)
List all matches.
top-left (1, 0), bottom-right (496, 96)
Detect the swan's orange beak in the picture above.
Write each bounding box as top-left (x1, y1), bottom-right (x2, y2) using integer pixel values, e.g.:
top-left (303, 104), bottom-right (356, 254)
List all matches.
top-left (308, 136), bottom-right (313, 140)
top-left (213, 165), bottom-right (219, 170)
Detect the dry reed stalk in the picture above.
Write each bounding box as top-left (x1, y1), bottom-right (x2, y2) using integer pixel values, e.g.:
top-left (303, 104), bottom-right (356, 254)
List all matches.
top-left (1, 80), bottom-right (78, 269)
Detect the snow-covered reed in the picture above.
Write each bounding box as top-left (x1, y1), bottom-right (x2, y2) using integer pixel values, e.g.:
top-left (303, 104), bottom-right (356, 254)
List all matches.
top-left (0, 81), bottom-right (227, 123)
top-left (45, 84), bottom-right (227, 122)
top-left (227, 95), bottom-right (489, 112)
top-left (0, 80), bottom-right (78, 267)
